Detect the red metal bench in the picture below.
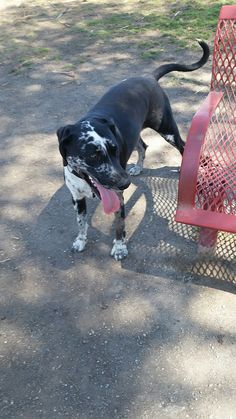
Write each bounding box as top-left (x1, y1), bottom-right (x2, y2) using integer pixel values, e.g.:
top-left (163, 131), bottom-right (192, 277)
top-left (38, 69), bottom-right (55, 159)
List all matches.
top-left (175, 5), bottom-right (236, 251)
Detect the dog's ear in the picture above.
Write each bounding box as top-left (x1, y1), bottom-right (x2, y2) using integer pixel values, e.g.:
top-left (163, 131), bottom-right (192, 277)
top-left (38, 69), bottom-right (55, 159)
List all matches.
top-left (57, 125), bottom-right (73, 161)
top-left (57, 125), bottom-right (72, 145)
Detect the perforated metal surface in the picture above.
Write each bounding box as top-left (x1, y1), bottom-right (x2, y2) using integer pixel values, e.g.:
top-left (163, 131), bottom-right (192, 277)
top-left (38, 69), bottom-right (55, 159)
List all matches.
top-left (196, 12), bottom-right (236, 216)
top-left (176, 5), bottom-right (236, 234)
top-left (124, 172), bottom-right (236, 289)
top-left (196, 101), bottom-right (236, 216)
top-left (211, 14), bottom-right (236, 95)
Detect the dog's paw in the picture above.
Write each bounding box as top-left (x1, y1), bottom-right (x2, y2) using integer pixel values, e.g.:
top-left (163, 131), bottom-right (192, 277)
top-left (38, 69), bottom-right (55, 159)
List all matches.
top-left (128, 165), bottom-right (142, 176)
top-left (111, 239), bottom-right (128, 261)
top-left (72, 235), bottom-right (87, 252)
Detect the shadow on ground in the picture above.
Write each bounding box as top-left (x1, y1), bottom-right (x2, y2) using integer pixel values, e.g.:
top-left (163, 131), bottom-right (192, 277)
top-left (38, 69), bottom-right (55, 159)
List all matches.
top-left (28, 166), bottom-right (236, 294)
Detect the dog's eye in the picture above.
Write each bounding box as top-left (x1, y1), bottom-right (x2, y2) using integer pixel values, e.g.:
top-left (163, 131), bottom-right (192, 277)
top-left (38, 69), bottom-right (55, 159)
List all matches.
top-left (87, 151), bottom-right (103, 164)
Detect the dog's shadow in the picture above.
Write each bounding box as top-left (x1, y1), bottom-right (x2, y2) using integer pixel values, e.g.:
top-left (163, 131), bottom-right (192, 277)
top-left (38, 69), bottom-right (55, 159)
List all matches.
top-left (35, 166), bottom-right (236, 292)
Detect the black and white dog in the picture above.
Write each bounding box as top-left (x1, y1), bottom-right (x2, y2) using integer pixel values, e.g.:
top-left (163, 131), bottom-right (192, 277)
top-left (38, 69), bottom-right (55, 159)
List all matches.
top-left (57, 40), bottom-right (209, 260)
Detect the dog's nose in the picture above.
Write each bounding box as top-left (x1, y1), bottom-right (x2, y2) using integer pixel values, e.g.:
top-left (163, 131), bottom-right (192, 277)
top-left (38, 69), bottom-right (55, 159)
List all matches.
top-left (118, 179), bottom-right (131, 190)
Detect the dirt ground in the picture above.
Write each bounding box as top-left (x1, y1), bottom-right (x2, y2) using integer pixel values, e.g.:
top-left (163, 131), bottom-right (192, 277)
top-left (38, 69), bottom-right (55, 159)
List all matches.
top-left (0, 1), bottom-right (236, 418)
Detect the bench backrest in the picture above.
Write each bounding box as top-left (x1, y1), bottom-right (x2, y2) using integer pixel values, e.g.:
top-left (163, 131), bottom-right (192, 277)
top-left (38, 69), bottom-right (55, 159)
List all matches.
top-left (211, 5), bottom-right (236, 103)
top-left (195, 6), bottom-right (236, 217)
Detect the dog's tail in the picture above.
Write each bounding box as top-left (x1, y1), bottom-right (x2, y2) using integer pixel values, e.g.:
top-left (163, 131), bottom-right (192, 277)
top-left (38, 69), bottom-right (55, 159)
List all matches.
top-left (152, 40), bottom-right (210, 81)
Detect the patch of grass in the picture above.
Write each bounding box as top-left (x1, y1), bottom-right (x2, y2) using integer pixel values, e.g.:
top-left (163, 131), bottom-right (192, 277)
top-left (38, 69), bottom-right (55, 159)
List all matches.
top-left (65, 0), bottom-right (235, 58)
top-left (9, 59), bottom-right (34, 74)
top-left (140, 49), bottom-right (162, 59)
top-left (10, 45), bottom-right (50, 69)
top-left (32, 47), bottom-right (50, 56)
top-left (140, 3), bottom-right (222, 44)
top-left (62, 63), bottom-right (77, 71)
top-left (0, 0), bottom-right (235, 72)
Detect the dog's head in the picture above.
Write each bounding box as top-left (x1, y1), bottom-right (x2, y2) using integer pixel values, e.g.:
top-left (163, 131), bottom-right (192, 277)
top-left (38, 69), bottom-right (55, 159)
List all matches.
top-left (57, 117), bottom-right (131, 195)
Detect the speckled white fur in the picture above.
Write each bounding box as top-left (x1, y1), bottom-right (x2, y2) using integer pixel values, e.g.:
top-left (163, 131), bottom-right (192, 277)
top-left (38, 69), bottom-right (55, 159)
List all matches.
top-left (110, 239), bottom-right (128, 261)
top-left (72, 214), bottom-right (88, 252)
top-left (64, 166), bottom-right (93, 200)
top-left (81, 121), bottom-right (108, 150)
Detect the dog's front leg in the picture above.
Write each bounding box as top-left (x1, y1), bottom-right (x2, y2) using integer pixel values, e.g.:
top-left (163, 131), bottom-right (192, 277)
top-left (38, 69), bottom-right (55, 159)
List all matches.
top-left (111, 193), bottom-right (128, 261)
top-left (72, 197), bottom-right (88, 252)
top-left (129, 137), bottom-right (147, 176)
top-left (64, 166), bottom-right (91, 252)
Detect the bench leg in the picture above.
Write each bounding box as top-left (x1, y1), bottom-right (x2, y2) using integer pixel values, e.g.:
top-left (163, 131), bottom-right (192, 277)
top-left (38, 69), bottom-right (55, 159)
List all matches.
top-left (198, 227), bottom-right (218, 253)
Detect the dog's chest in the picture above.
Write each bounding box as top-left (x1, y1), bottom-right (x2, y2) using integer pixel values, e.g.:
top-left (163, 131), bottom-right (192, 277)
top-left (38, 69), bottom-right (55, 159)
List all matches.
top-left (64, 166), bottom-right (93, 200)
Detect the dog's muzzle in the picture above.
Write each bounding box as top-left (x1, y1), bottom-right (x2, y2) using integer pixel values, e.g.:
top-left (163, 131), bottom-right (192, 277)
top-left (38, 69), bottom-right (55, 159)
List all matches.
top-left (117, 178), bottom-right (131, 190)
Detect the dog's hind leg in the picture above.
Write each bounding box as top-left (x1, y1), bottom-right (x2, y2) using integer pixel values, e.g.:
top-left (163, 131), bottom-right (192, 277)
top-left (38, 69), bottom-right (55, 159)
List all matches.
top-left (111, 193), bottom-right (128, 261)
top-left (152, 95), bottom-right (185, 156)
top-left (159, 125), bottom-right (185, 156)
top-left (129, 137), bottom-right (147, 176)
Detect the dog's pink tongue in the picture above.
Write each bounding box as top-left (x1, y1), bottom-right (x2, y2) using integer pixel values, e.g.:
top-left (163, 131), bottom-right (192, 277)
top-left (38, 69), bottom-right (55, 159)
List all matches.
top-left (94, 182), bottom-right (120, 214)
